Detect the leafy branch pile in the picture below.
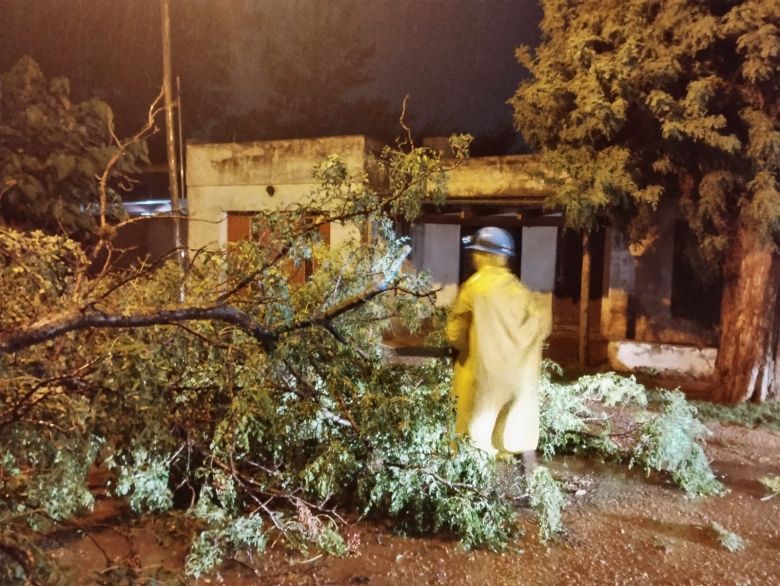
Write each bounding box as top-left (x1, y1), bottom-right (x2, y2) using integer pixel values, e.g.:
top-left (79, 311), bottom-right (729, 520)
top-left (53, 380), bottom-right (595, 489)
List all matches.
top-left (2, 136), bottom-right (528, 581)
top-left (710, 522), bottom-right (746, 553)
top-left (0, 211), bottom-right (724, 580)
top-left (538, 363), bottom-right (725, 497)
top-left (0, 59), bottom-right (724, 579)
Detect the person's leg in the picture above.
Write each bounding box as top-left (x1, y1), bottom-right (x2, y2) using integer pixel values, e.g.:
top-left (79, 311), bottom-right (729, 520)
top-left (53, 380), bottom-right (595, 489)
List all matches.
top-left (521, 450), bottom-right (537, 481)
top-left (467, 408), bottom-right (499, 456)
top-left (494, 347), bottom-right (543, 455)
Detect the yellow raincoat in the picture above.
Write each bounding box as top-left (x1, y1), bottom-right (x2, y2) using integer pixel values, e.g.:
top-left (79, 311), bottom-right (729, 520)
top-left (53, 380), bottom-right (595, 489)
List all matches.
top-left (445, 256), bottom-right (551, 455)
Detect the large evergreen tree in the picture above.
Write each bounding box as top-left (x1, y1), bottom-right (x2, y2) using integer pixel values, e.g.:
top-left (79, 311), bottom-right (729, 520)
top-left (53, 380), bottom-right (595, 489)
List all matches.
top-left (512, 0), bottom-right (780, 402)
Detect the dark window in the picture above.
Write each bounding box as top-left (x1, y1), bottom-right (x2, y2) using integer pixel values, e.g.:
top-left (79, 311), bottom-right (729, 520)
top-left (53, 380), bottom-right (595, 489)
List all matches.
top-left (553, 228), bottom-right (604, 299)
top-left (670, 221), bottom-right (722, 326)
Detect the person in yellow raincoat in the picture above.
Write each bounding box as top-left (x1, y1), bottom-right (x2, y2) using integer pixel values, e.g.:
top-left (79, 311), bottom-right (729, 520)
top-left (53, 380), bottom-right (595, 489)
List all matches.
top-left (446, 227), bottom-right (551, 473)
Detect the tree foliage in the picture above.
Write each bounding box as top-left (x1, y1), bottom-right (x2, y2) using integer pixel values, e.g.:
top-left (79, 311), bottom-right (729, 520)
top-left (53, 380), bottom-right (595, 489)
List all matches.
top-left (513, 0), bottom-right (780, 404)
top-left (3, 130), bottom-right (534, 580)
top-left (537, 363), bottom-right (724, 497)
top-left (0, 205), bottom-right (725, 580)
top-left (0, 63), bottom-right (727, 580)
top-left (0, 156), bottom-right (724, 583)
top-left (0, 57), bottom-right (147, 240)
top-left (512, 0), bottom-right (779, 256)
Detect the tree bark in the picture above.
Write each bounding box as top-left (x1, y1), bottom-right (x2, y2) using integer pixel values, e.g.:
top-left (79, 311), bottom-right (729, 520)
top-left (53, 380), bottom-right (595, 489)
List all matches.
top-left (714, 226), bottom-right (780, 403)
top-left (579, 231), bottom-right (591, 367)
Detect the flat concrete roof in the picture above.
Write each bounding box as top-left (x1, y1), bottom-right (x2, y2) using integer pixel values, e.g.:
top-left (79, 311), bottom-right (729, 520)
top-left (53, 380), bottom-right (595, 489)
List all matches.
top-left (445, 154), bottom-right (553, 202)
top-left (186, 135), bottom-right (384, 188)
top-left (186, 136), bottom-right (554, 204)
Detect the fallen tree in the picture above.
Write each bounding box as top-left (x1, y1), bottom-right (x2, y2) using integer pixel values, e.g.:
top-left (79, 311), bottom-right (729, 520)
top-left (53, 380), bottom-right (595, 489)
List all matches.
top-left (0, 154), bottom-right (726, 581)
top-left (0, 62), bottom-right (726, 583)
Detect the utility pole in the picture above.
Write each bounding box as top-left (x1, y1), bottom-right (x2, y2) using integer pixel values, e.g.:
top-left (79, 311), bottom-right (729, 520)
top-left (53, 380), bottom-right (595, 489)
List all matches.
top-left (160, 0), bottom-right (184, 267)
top-left (176, 76), bottom-right (186, 203)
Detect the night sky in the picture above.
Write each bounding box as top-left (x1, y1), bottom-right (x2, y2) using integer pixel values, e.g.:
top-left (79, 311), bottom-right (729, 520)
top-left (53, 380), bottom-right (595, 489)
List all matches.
top-left (2, 0), bottom-right (542, 155)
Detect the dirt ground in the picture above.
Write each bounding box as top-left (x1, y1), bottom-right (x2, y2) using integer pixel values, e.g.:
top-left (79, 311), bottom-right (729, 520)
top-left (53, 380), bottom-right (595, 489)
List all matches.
top-left (47, 420), bottom-right (780, 586)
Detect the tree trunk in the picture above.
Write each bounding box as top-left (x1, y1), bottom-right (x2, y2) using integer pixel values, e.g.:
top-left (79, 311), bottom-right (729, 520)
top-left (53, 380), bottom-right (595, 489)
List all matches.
top-left (714, 226), bottom-right (780, 403)
top-left (579, 231), bottom-right (591, 367)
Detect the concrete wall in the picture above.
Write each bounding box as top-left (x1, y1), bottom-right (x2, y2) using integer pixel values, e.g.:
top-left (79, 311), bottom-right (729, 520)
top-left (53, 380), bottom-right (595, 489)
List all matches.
top-left (602, 200), bottom-right (715, 346)
top-left (521, 226), bottom-right (556, 293)
top-left (186, 136), bottom-right (382, 251)
top-left (600, 202), bottom-right (719, 377)
top-left (608, 341), bottom-right (717, 378)
top-left (520, 226), bottom-right (556, 318)
top-left (410, 223), bottom-right (461, 305)
top-left (187, 135), bottom-right (381, 188)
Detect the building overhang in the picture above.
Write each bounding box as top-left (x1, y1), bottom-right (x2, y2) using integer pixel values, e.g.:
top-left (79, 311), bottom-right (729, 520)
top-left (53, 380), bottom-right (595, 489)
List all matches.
top-left (443, 154), bottom-right (553, 204)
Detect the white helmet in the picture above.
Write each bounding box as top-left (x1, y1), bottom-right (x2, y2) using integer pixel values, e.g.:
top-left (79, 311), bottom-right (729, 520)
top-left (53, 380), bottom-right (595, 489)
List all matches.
top-left (461, 226), bottom-right (515, 256)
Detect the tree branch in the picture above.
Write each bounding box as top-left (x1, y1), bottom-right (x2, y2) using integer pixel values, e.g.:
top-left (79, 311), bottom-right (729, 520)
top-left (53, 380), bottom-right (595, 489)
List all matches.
top-left (0, 305), bottom-right (276, 354)
top-left (85, 88), bottom-right (167, 284)
top-left (98, 88), bottom-right (165, 235)
top-left (277, 246), bottom-right (411, 335)
top-left (1, 247), bottom-right (412, 356)
top-left (398, 94), bottom-right (414, 151)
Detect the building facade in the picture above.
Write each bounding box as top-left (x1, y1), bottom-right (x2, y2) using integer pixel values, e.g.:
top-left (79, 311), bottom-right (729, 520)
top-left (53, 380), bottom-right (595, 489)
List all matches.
top-left (186, 135), bottom-right (719, 377)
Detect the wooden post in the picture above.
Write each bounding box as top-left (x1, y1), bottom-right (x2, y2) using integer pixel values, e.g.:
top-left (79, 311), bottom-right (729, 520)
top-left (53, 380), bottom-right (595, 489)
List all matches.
top-left (579, 231), bottom-right (591, 367)
top-left (160, 0), bottom-right (184, 267)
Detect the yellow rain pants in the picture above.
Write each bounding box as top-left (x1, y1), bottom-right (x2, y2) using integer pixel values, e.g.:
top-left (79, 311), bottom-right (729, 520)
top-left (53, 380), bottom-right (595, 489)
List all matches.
top-left (445, 259), bottom-right (551, 455)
